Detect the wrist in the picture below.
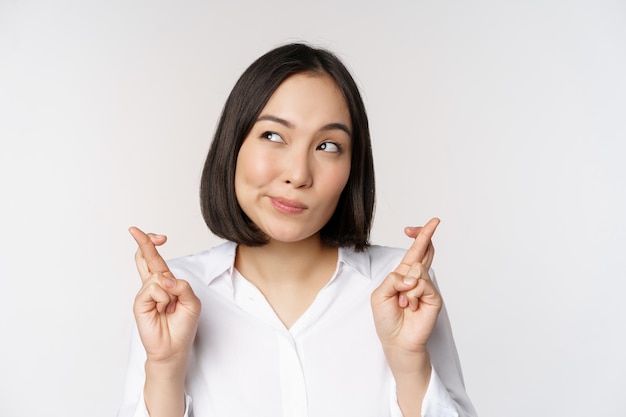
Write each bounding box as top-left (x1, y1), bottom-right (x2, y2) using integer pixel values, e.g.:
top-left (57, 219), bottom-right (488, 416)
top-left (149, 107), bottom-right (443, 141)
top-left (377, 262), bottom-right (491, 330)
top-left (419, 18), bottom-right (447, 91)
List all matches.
top-left (145, 353), bottom-right (189, 382)
top-left (382, 345), bottom-right (431, 376)
top-left (381, 340), bottom-right (428, 353)
top-left (144, 358), bottom-right (188, 417)
top-left (385, 348), bottom-right (432, 417)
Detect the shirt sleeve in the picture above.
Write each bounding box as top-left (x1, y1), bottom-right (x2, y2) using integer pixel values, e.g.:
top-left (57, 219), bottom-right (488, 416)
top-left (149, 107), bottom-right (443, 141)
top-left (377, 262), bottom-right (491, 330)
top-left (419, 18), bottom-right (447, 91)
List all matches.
top-left (388, 366), bottom-right (464, 417)
top-left (388, 270), bottom-right (478, 417)
top-left (116, 324), bottom-right (194, 417)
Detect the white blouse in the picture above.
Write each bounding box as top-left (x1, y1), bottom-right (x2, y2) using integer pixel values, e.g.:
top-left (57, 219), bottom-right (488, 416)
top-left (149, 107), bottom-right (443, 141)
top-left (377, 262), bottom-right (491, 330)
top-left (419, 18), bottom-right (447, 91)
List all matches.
top-left (118, 242), bottom-right (477, 417)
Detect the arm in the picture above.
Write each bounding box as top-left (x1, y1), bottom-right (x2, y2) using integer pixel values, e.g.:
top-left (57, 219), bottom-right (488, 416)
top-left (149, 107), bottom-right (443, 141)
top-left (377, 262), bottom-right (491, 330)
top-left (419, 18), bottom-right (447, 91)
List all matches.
top-left (388, 273), bottom-right (478, 417)
top-left (385, 345), bottom-right (433, 417)
top-left (118, 323), bottom-right (192, 417)
top-left (124, 227), bottom-right (201, 417)
top-left (372, 219), bottom-right (475, 416)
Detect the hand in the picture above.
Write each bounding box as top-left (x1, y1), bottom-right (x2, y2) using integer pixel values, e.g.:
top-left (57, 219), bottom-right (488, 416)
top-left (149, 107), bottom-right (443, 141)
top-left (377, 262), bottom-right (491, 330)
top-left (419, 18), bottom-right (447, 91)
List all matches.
top-left (129, 227), bottom-right (201, 366)
top-left (371, 218), bottom-right (443, 355)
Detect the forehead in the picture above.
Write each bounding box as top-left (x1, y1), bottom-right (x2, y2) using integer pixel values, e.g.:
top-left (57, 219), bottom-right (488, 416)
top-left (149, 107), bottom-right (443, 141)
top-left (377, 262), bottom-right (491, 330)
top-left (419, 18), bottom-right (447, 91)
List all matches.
top-left (260, 73), bottom-right (352, 131)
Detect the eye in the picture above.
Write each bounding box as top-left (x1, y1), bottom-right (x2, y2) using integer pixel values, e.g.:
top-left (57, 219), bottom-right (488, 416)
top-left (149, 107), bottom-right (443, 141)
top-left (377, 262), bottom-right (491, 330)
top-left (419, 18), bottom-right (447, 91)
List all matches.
top-left (317, 142), bottom-right (341, 153)
top-left (261, 131), bottom-right (285, 143)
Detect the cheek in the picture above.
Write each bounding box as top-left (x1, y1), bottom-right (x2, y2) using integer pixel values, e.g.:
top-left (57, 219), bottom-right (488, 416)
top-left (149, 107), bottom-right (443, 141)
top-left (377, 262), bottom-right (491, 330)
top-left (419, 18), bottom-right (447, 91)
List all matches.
top-left (235, 147), bottom-right (275, 187)
top-left (322, 166), bottom-right (351, 201)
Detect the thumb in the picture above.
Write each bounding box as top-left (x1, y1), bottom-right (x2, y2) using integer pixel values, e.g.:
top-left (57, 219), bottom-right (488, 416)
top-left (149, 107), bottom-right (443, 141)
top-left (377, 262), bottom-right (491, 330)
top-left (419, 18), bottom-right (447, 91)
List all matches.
top-left (373, 265), bottom-right (421, 301)
top-left (166, 279), bottom-right (201, 310)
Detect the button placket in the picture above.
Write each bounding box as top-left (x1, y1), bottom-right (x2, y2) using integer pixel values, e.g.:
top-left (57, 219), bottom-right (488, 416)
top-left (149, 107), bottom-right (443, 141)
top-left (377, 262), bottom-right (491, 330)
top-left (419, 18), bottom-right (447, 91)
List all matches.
top-left (277, 333), bottom-right (308, 417)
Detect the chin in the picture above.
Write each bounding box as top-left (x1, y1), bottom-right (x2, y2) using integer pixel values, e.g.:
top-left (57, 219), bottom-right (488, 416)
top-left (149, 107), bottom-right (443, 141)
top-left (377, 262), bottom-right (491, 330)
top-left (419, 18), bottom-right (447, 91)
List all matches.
top-left (263, 227), bottom-right (319, 244)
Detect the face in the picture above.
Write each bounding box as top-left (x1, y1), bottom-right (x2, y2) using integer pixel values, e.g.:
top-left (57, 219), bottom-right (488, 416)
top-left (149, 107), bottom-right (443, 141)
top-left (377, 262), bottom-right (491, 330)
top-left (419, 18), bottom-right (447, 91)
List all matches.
top-left (235, 73), bottom-right (352, 244)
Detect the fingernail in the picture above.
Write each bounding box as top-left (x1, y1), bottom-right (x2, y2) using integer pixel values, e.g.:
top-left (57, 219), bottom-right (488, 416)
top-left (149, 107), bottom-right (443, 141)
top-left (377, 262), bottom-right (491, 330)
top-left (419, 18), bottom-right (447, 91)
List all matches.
top-left (403, 276), bottom-right (417, 285)
top-left (165, 278), bottom-right (176, 289)
top-left (398, 294), bottom-right (408, 308)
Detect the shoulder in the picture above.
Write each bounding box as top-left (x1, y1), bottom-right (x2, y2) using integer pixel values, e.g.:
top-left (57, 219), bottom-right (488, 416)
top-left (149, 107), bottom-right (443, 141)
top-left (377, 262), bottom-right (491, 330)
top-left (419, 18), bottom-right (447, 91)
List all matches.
top-left (340, 244), bottom-right (406, 283)
top-left (366, 244), bottom-right (406, 276)
top-left (166, 241), bottom-right (236, 285)
top-left (365, 244), bottom-right (406, 261)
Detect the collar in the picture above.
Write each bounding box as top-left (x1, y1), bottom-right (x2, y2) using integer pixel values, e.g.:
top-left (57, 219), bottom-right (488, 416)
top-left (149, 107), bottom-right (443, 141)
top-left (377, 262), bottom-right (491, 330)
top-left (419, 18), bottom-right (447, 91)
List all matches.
top-left (337, 245), bottom-right (372, 280)
top-left (200, 241), bottom-right (373, 285)
top-left (201, 240), bottom-right (237, 285)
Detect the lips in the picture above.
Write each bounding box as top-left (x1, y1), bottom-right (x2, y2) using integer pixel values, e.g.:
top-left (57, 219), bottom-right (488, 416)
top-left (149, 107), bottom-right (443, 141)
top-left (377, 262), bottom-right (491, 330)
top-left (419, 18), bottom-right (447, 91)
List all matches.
top-left (270, 197), bottom-right (308, 214)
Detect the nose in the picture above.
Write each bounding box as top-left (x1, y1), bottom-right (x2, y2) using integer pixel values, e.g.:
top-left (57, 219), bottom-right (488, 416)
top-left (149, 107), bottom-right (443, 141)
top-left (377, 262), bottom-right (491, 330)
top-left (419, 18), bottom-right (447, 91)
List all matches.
top-left (283, 147), bottom-right (313, 188)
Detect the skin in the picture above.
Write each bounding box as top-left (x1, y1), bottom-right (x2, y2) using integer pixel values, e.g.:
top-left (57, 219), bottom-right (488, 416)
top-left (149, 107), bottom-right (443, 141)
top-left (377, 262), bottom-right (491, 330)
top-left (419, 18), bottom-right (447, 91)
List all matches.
top-left (234, 73), bottom-right (352, 246)
top-left (233, 73), bottom-right (353, 328)
top-left (129, 73), bottom-right (443, 417)
top-left (371, 218), bottom-right (442, 417)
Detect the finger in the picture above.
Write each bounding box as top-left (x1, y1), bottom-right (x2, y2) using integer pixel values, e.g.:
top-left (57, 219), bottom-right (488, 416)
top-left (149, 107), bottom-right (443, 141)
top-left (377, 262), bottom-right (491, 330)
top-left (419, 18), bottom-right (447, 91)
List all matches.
top-left (159, 278), bottom-right (201, 316)
top-left (406, 281), bottom-right (426, 311)
top-left (403, 226), bottom-right (423, 239)
top-left (404, 276), bottom-right (441, 311)
top-left (166, 296), bottom-right (178, 314)
top-left (167, 279), bottom-right (201, 309)
top-left (397, 218), bottom-right (440, 270)
top-left (147, 233), bottom-right (167, 246)
top-left (372, 269), bottom-right (420, 302)
top-left (403, 263), bottom-right (426, 310)
top-left (129, 226), bottom-right (170, 275)
top-left (132, 231), bottom-right (169, 282)
top-left (403, 263), bottom-right (440, 310)
top-left (404, 226), bottom-right (435, 268)
top-left (134, 247), bottom-right (150, 281)
top-left (136, 272), bottom-right (187, 314)
top-left (134, 277), bottom-right (174, 315)
top-left (405, 262), bottom-right (423, 279)
top-left (421, 242), bottom-right (435, 271)
top-left (398, 293), bottom-right (409, 308)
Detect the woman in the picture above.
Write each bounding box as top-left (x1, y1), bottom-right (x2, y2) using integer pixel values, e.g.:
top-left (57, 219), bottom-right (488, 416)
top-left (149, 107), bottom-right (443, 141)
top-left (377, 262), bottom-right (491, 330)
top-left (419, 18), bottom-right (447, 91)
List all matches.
top-left (119, 43), bottom-right (477, 417)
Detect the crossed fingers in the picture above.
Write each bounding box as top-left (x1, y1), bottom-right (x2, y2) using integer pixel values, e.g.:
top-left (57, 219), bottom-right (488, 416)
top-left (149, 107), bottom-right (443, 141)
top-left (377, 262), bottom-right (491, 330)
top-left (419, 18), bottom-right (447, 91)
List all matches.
top-left (396, 217), bottom-right (440, 275)
top-left (129, 226), bottom-right (179, 313)
top-left (129, 226), bottom-right (170, 280)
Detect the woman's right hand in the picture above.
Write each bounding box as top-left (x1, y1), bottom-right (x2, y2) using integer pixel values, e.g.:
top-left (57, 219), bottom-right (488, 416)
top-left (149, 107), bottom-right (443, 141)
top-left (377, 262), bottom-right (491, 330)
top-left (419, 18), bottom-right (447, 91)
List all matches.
top-left (129, 227), bottom-right (201, 367)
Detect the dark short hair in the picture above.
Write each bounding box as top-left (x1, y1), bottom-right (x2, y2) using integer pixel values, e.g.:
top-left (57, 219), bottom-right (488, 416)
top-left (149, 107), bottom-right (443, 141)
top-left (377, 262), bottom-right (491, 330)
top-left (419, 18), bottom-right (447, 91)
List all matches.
top-left (200, 43), bottom-right (375, 251)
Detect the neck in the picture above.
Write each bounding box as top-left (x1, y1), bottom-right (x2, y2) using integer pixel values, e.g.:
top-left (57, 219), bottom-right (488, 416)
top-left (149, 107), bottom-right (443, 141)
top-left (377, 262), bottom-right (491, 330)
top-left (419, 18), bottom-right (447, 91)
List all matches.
top-left (235, 234), bottom-right (340, 329)
top-left (235, 234), bottom-right (337, 286)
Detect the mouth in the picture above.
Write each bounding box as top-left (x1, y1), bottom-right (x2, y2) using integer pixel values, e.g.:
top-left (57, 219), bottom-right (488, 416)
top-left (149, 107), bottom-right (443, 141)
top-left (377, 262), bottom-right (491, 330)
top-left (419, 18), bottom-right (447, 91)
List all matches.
top-left (270, 197), bottom-right (308, 214)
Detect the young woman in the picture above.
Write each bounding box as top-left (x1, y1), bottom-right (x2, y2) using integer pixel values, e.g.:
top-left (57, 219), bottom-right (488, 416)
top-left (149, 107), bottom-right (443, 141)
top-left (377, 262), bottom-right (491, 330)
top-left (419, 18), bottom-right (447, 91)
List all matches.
top-left (119, 43), bottom-right (477, 417)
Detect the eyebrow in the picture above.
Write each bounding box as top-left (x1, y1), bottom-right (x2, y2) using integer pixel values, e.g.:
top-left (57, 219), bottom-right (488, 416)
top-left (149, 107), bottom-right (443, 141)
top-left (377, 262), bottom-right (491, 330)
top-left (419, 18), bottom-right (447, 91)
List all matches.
top-left (257, 114), bottom-right (352, 137)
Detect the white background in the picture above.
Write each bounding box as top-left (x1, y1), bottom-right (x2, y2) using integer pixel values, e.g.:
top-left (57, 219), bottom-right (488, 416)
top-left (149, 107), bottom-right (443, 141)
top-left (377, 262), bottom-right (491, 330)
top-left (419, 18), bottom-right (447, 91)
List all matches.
top-left (1, 1), bottom-right (625, 416)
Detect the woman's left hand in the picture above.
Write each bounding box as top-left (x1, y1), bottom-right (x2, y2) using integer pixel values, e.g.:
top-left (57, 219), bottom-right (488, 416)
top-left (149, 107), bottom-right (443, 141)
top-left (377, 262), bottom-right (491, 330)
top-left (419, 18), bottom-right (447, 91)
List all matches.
top-left (371, 218), bottom-right (443, 355)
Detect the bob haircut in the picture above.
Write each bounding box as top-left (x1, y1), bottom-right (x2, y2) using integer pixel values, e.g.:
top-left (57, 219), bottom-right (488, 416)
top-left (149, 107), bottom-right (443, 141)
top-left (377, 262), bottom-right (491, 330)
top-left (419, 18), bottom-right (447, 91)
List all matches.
top-left (200, 43), bottom-right (375, 251)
